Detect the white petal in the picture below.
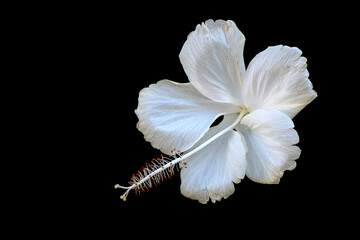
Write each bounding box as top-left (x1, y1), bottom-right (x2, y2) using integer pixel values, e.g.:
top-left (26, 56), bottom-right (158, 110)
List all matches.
top-left (135, 80), bottom-right (240, 154)
top-left (180, 114), bottom-right (247, 204)
top-left (242, 45), bottom-right (317, 118)
top-left (179, 19), bottom-right (246, 106)
top-left (236, 109), bottom-right (301, 184)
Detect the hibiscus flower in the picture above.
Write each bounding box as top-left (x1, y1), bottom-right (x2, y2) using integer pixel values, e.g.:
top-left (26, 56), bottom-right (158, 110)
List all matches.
top-left (115, 19), bottom-right (317, 204)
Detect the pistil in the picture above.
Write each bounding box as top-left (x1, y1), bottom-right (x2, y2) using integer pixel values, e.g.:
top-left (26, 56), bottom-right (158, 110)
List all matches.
top-left (115, 109), bottom-right (248, 201)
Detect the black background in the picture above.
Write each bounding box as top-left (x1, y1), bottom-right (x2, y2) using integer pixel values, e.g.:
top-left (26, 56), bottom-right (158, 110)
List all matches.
top-left (47, 2), bottom-right (354, 236)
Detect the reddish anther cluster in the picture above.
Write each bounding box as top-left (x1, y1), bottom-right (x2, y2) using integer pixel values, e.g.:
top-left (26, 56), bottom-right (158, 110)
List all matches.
top-left (127, 149), bottom-right (182, 196)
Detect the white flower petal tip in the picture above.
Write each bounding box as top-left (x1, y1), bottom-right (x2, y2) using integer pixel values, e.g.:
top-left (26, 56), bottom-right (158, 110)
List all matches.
top-left (195, 19), bottom-right (241, 35)
top-left (179, 19), bottom-right (246, 106)
top-left (242, 45), bottom-right (317, 118)
top-left (237, 109), bottom-right (301, 184)
top-left (135, 79), bottom-right (240, 154)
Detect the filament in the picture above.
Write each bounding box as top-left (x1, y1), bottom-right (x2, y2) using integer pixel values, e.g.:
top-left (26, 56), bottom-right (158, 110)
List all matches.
top-left (115, 110), bottom-right (248, 201)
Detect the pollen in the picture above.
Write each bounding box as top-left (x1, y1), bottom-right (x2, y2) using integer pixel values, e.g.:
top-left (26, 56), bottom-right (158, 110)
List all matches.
top-left (115, 149), bottom-right (183, 201)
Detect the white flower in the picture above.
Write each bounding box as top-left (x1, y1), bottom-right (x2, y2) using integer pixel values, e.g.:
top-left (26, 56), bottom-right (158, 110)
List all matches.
top-left (116, 19), bottom-right (317, 204)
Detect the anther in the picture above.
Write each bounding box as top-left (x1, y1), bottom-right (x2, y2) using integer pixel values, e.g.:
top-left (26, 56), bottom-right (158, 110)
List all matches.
top-left (115, 146), bottom-right (185, 201)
